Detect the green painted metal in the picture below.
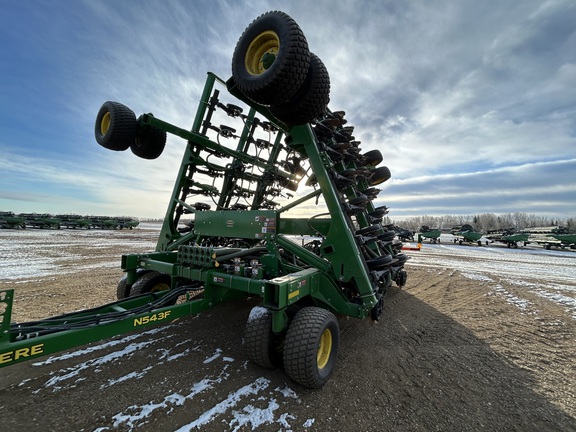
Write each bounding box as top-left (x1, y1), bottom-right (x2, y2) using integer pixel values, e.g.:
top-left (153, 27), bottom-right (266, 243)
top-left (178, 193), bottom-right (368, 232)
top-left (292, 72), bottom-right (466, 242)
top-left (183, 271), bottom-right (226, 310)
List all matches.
top-left (552, 234), bottom-right (576, 246)
top-left (417, 227), bottom-right (441, 243)
top-left (485, 230), bottom-right (529, 248)
top-left (501, 233), bottom-right (529, 242)
top-left (0, 212), bottom-right (26, 229)
top-left (0, 213), bottom-right (139, 230)
top-left (0, 290), bottom-right (14, 342)
top-left (0, 70), bottom-right (408, 368)
top-left (0, 288), bottom-right (213, 367)
top-left (451, 224), bottom-right (483, 244)
top-left (19, 213), bottom-right (61, 229)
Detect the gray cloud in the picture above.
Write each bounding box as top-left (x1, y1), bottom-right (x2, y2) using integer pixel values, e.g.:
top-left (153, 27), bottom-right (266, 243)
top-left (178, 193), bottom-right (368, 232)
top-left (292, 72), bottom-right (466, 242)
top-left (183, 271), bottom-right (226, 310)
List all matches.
top-left (0, 0), bottom-right (574, 220)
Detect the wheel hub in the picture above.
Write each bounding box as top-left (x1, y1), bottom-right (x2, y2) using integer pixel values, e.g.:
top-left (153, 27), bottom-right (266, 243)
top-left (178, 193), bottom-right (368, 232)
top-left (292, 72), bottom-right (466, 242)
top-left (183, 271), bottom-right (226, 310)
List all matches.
top-left (317, 328), bottom-right (332, 369)
top-left (245, 31), bottom-right (279, 75)
top-left (101, 112), bottom-right (111, 135)
top-left (151, 282), bottom-right (170, 292)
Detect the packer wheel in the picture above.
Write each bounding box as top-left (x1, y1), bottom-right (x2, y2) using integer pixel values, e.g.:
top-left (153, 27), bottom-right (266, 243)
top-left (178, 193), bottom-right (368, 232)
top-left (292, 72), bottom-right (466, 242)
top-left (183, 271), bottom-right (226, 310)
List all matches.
top-left (362, 149), bottom-right (383, 167)
top-left (370, 166), bottom-right (392, 186)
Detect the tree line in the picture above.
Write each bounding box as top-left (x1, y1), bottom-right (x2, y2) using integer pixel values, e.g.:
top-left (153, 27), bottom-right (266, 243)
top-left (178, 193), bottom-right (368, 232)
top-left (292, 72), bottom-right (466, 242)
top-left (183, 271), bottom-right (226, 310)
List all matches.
top-left (389, 213), bottom-right (576, 234)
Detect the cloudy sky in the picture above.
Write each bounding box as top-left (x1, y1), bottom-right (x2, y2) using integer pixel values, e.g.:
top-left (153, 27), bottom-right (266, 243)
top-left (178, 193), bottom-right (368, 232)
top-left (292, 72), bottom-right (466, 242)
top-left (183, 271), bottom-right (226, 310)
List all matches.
top-left (1, 0), bottom-right (575, 220)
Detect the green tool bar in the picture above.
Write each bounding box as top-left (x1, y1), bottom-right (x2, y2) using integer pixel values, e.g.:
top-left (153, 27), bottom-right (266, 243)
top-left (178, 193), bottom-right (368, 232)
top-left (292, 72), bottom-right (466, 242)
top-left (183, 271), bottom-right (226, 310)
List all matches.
top-left (0, 299), bottom-right (211, 369)
top-left (205, 271), bottom-right (266, 296)
top-left (277, 189), bottom-right (322, 214)
top-left (142, 115), bottom-right (276, 174)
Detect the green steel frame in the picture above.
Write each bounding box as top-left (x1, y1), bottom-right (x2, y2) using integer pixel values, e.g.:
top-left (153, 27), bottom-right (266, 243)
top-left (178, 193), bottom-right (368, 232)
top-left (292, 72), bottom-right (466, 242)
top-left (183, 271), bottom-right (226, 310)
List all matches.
top-left (0, 72), bottom-right (406, 368)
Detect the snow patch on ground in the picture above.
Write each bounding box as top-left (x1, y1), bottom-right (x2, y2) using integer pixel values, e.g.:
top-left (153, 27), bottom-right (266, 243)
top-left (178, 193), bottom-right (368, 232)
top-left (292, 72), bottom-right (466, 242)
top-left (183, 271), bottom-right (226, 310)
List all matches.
top-left (0, 229), bottom-right (157, 280)
top-left (408, 240), bottom-right (576, 320)
top-left (113, 369), bottom-right (230, 429)
top-left (247, 305), bottom-right (269, 322)
top-left (175, 377), bottom-right (271, 431)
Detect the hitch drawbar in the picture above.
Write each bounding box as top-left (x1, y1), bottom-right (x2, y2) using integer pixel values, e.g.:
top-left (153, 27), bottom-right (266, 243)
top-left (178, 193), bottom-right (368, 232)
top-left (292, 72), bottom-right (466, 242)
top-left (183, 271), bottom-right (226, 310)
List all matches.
top-left (0, 287), bottom-right (208, 367)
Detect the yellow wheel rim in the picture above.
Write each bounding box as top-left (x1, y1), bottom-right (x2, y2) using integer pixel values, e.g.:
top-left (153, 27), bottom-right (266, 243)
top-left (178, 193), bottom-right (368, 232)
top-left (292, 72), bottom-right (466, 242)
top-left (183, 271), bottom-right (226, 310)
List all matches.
top-left (245, 30), bottom-right (279, 75)
top-left (150, 282), bottom-right (170, 292)
top-left (317, 328), bottom-right (332, 369)
top-left (101, 111), bottom-right (111, 135)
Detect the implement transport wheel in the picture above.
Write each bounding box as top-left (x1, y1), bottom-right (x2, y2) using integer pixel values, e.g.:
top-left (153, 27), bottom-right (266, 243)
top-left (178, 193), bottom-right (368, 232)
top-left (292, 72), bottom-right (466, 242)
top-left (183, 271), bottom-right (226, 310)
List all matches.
top-left (244, 306), bottom-right (284, 369)
top-left (95, 101), bottom-right (137, 151)
top-left (283, 307), bottom-right (339, 389)
top-left (270, 52), bottom-right (330, 126)
top-left (129, 271), bottom-right (171, 296)
top-left (131, 114), bottom-right (167, 160)
top-left (232, 10), bottom-right (310, 106)
top-left (116, 269), bottom-right (153, 299)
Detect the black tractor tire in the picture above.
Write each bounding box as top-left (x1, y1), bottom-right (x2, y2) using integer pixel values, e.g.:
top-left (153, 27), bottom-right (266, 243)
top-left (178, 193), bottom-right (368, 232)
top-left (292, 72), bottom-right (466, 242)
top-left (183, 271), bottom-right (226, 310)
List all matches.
top-left (283, 307), bottom-right (339, 389)
top-left (370, 166), bottom-right (392, 186)
top-left (362, 149), bottom-right (383, 168)
top-left (116, 269), bottom-right (153, 299)
top-left (232, 10), bottom-right (310, 106)
top-left (116, 277), bottom-right (130, 300)
top-left (244, 307), bottom-right (284, 369)
top-left (131, 115), bottom-right (167, 160)
top-left (270, 53), bottom-right (330, 126)
top-left (129, 271), bottom-right (171, 296)
top-left (95, 101), bottom-right (137, 151)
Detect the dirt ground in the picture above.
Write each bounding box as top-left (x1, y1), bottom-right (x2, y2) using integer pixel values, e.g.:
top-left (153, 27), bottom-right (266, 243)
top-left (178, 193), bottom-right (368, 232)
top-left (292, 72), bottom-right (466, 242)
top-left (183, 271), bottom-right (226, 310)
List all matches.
top-left (0, 228), bottom-right (575, 431)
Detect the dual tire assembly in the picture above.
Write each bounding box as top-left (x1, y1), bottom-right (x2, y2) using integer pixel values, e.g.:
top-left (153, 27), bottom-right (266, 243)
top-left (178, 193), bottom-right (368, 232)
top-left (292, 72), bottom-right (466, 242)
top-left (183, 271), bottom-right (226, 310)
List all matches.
top-left (244, 305), bottom-right (339, 389)
top-left (233, 11), bottom-right (337, 389)
top-left (94, 11), bottom-right (331, 159)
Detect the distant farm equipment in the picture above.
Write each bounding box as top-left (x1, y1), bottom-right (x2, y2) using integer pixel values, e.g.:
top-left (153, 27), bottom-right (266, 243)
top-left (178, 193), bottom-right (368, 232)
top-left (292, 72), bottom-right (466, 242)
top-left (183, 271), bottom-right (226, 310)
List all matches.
top-left (451, 224), bottom-right (484, 246)
top-left (551, 234), bottom-right (576, 249)
top-left (391, 225), bottom-right (414, 242)
top-left (521, 226), bottom-right (575, 250)
top-left (417, 226), bottom-right (441, 244)
top-left (0, 212), bottom-right (25, 229)
top-left (485, 228), bottom-right (529, 248)
top-left (0, 213), bottom-right (139, 230)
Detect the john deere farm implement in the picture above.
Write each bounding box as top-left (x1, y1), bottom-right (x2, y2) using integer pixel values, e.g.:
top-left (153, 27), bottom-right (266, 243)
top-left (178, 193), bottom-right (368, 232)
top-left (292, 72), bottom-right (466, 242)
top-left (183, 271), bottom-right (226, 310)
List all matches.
top-left (0, 213), bottom-right (140, 230)
top-left (0, 11), bottom-right (408, 388)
